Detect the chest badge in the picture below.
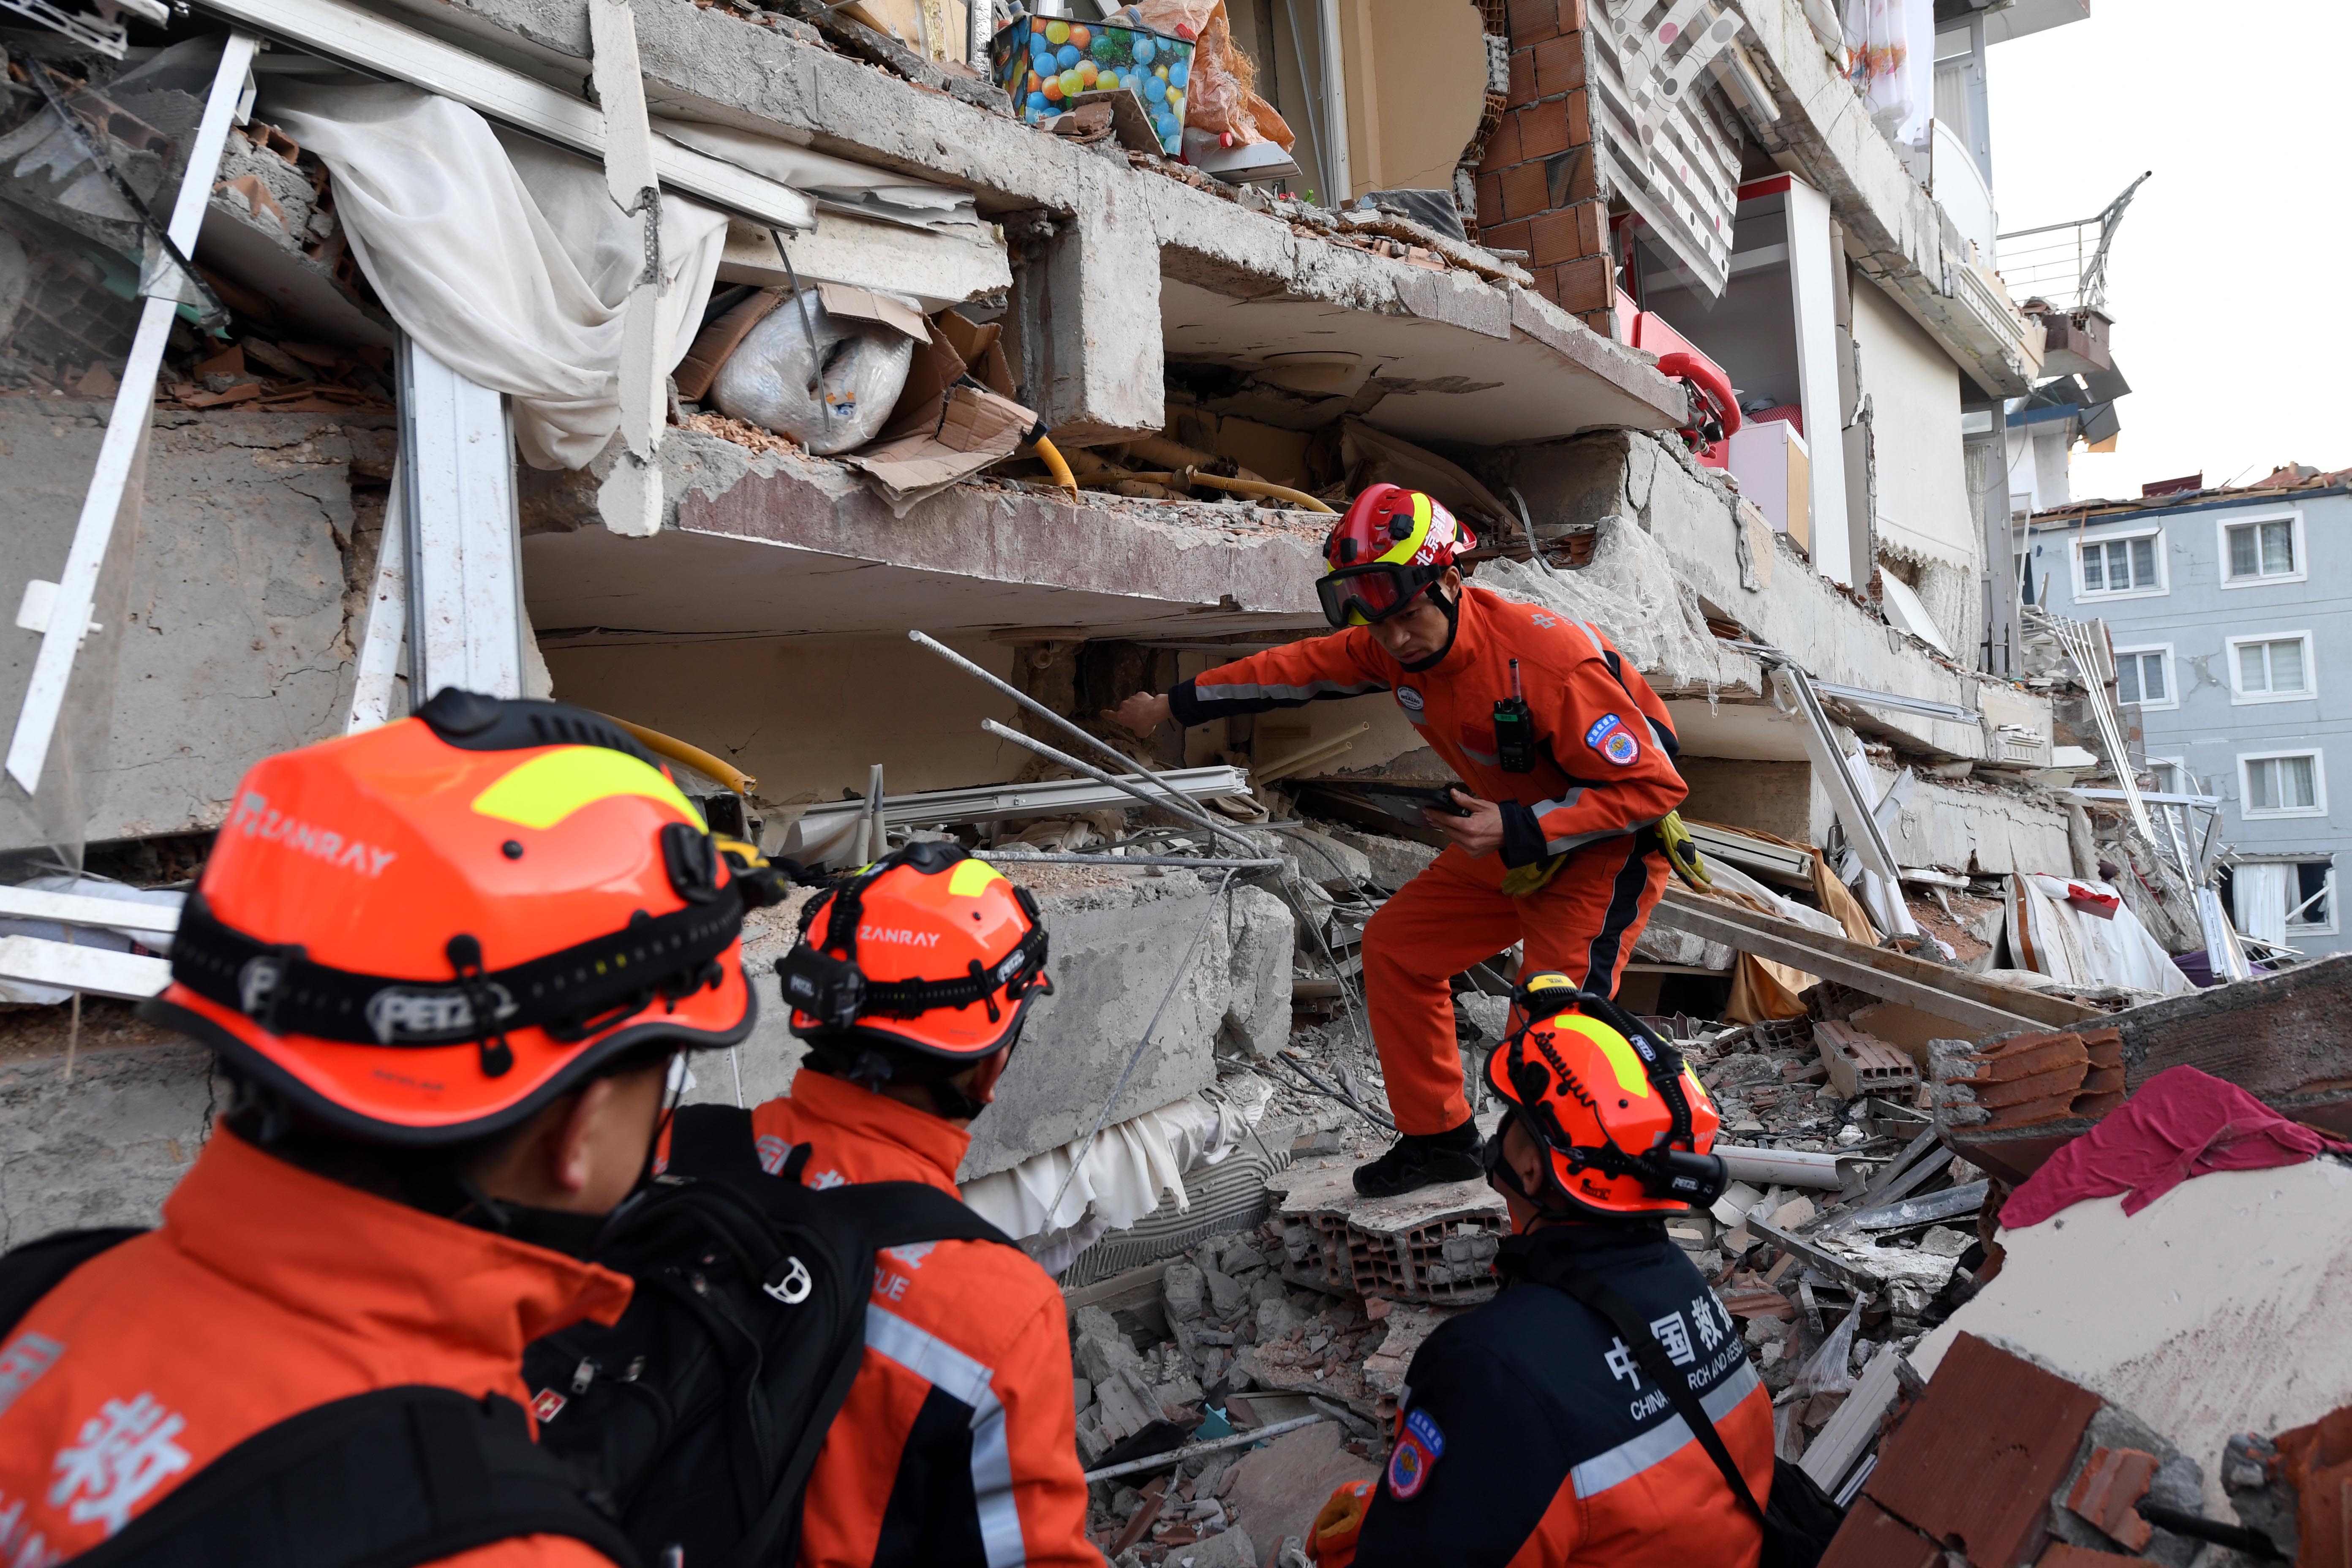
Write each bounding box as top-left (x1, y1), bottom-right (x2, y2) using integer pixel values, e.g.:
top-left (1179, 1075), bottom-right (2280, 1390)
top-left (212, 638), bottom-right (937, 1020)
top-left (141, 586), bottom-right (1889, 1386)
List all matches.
top-left (1386, 1408), bottom-right (1446, 1500)
top-left (1396, 686), bottom-right (1425, 713)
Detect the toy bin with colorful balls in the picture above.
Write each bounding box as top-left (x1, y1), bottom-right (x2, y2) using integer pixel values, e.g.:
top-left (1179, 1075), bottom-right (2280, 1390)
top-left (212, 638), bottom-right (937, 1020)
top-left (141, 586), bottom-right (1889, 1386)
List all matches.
top-left (989, 7), bottom-right (1195, 156)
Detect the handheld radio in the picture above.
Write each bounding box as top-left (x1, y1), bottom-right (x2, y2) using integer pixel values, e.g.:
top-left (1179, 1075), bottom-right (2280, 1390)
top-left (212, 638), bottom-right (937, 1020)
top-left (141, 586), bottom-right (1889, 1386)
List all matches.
top-left (1494, 659), bottom-right (1537, 773)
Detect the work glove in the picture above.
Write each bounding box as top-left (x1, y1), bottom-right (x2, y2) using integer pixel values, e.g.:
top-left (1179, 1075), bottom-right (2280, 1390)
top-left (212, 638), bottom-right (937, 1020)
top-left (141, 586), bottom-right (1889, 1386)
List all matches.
top-left (1306, 1478), bottom-right (1375, 1565)
top-left (1655, 809), bottom-right (1712, 890)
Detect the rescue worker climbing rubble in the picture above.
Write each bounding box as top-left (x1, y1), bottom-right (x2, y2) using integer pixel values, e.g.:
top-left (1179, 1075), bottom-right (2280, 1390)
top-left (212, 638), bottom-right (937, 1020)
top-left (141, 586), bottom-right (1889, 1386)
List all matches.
top-left (667, 840), bottom-right (1102, 1568)
top-left (0, 691), bottom-right (773, 1565)
top-left (1306, 974), bottom-right (1776, 1568)
top-left (1107, 483), bottom-right (1692, 1196)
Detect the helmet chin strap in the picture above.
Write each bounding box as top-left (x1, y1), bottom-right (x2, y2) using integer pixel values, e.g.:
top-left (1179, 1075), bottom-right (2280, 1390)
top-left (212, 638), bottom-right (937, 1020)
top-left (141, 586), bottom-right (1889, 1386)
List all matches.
top-left (1396, 581), bottom-right (1462, 673)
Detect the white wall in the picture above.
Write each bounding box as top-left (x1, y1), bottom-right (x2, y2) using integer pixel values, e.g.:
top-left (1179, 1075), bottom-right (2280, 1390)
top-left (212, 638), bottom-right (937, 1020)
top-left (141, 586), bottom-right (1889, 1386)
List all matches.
top-left (1851, 278), bottom-right (1976, 576)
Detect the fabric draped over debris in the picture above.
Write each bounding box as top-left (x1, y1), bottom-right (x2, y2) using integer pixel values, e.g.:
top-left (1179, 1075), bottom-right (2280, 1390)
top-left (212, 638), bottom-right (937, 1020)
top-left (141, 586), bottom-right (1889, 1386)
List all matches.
top-left (1478, 516), bottom-right (1751, 696)
top-left (2006, 872), bottom-right (2195, 998)
top-left (261, 83), bottom-right (728, 469)
top-left (961, 1084), bottom-right (1271, 1276)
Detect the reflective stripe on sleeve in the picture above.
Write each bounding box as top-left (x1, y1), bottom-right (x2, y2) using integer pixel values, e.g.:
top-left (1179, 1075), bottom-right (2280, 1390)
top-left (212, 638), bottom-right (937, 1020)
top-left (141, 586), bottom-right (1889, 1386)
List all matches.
top-left (1193, 679), bottom-right (1388, 705)
top-left (864, 1302), bottom-right (1027, 1568)
top-left (1569, 1361), bottom-right (1764, 1499)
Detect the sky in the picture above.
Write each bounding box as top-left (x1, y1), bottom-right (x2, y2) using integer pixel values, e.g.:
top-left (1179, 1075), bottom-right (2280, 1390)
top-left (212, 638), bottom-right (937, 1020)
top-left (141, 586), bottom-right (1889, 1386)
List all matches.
top-left (1984, 0), bottom-right (2352, 502)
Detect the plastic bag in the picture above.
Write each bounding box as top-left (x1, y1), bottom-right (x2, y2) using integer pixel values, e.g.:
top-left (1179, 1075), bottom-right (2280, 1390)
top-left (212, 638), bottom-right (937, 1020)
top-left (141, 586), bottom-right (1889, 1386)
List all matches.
top-left (1126, 0), bottom-right (1294, 148)
top-left (710, 291), bottom-right (916, 455)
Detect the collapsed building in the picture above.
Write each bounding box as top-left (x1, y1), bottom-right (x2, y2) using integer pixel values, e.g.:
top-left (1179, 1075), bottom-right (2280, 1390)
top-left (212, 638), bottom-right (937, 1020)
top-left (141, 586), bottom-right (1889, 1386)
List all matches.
top-left (8, 0), bottom-right (2342, 1561)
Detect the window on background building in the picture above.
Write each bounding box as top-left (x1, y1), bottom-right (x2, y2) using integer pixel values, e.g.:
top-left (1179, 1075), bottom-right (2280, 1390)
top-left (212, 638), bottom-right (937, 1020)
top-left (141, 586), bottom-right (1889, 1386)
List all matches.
top-left (2231, 634), bottom-right (2314, 700)
top-left (2147, 759), bottom-right (2189, 795)
top-left (2224, 517), bottom-right (2298, 582)
top-left (2242, 751), bottom-right (2324, 815)
top-left (2115, 648), bottom-right (2170, 706)
top-left (2227, 860), bottom-right (2336, 944)
top-left (2080, 534), bottom-right (2160, 594)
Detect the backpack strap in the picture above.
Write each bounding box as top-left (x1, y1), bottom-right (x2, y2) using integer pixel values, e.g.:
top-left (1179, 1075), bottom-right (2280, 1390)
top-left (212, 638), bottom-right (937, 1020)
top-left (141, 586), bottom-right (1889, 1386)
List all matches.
top-left (70, 1386), bottom-right (643, 1568)
top-left (1536, 1263), bottom-right (1766, 1523)
top-left (0, 1226), bottom-right (145, 1338)
top-left (816, 1180), bottom-right (1017, 1252)
top-left (664, 1102), bottom-right (771, 1183)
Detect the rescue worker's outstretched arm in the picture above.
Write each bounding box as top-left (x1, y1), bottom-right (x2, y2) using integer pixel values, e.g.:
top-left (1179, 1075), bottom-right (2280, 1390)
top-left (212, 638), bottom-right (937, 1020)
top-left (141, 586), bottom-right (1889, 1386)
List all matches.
top-left (1160, 632), bottom-right (1391, 727)
top-left (1494, 657), bottom-right (1689, 869)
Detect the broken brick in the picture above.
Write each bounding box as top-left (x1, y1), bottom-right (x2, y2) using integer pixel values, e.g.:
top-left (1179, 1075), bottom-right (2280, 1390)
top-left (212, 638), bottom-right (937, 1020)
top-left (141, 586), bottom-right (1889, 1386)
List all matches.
top-left (2064, 1445), bottom-right (2157, 1552)
top-left (1958, 1032), bottom-right (2091, 1084)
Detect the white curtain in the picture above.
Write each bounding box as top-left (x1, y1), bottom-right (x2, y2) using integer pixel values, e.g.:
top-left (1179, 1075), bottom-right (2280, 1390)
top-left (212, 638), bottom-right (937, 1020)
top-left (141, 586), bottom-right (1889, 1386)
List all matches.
top-left (2233, 863), bottom-right (2293, 948)
top-left (263, 83), bottom-right (729, 470)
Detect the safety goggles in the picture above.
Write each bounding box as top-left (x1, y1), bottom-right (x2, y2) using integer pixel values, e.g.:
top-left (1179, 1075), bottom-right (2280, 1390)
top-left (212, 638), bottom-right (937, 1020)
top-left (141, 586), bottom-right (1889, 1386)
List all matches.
top-left (1315, 561), bottom-right (1447, 628)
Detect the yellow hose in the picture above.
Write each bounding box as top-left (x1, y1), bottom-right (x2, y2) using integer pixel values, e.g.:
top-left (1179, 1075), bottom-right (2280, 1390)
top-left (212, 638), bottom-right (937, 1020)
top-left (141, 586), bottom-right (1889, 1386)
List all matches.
top-left (1031, 435), bottom-right (1079, 499)
top-left (1074, 469), bottom-right (1336, 514)
top-left (594, 712), bottom-right (756, 796)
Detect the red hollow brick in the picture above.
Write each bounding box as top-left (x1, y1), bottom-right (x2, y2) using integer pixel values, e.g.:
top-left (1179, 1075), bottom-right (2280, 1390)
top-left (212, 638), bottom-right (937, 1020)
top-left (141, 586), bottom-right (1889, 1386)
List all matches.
top-left (1533, 33), bottom-right (1586, 96)
top-left (1476, 173), bottom-right (1505, 230)
top-left (1554, 253), bottom-right (1613, 315)
top-left (1530, 266), bottom-right (1561, 306)
top-left (1517, 96), bottom-right (1571, 159)
top-left (1508, 46), bottom-right (1535, 105)
top-left (1506, 0), bottom-right (1563, 45)
top-left (1481, 217), bottom-right (1533, 257)
top-left (1527, 206), bottom-right (1602, 267)
top-left (1497, 160), bottom-right (1548, 220)
top-left (1564, 86), bottom-right (1591, 146)
top-left (1479, 115), bottom-right (1523, 172)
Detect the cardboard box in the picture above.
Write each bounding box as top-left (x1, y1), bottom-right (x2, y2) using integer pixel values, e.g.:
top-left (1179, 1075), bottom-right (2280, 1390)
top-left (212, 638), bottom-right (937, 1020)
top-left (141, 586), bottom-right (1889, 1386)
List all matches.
top-left (1728, 417), bottom-right (1810, 553)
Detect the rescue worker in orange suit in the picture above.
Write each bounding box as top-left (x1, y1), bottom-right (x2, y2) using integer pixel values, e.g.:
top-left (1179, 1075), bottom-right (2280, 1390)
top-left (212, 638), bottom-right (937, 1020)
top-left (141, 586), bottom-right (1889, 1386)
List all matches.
top-left (727, 842), bottom-right (1100, 1568)
top-left (1108, 484), bottom-right (1690, 1197)
top-left (0, 690), bottom-right (775, 1565)
top-left (1307, 973), bottom-right (1773, 1568)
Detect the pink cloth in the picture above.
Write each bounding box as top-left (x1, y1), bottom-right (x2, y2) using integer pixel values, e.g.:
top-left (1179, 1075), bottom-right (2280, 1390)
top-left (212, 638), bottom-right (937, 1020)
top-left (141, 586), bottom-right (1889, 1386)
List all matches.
top-left (2002, 1065), bottom-right (2352, 1230)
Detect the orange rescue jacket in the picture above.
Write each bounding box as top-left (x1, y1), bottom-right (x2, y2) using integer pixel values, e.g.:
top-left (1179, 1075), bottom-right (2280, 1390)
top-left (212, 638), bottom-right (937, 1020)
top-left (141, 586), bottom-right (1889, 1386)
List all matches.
top-left (0, 1128), bottom-right (633, 1568)
top-left (1168, 586), bottom-right (1687, 869)
top-left (747, 1070), bottom-right (1098, 1568)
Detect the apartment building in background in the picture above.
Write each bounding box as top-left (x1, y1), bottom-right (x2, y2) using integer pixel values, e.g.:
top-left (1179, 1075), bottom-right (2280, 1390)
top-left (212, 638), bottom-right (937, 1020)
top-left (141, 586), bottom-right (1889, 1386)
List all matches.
top-left (2025, 468), bottom-right (2352, 958)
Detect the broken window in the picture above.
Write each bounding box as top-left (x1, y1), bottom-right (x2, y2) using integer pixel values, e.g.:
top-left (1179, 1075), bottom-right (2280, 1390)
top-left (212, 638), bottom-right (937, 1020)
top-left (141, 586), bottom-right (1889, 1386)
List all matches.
top-left (2224, 517), bottom-right (2299, 583)
top-left (2225, 858), bottom-right (2336, 943)
top-left (2077, 534), bottom-right (2158, 596)
top-left (2241, 752), bottom-right (2322, 816)
top-left (2113, 648), bottom-right (2170, 708)
top-left (2231, 634), bottom-right (2313, 702)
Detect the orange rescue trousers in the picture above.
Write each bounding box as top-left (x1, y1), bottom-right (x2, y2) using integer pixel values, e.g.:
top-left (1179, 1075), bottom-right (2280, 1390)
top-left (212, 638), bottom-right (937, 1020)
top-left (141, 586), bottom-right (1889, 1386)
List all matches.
top-left (1363, 835), bottom-right (1669, 1135)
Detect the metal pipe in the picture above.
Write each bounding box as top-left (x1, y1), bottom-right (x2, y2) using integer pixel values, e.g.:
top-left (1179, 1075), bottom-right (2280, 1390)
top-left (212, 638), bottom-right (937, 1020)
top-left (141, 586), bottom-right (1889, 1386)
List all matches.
top-left (914, 628), bottom-right (1248, 841)
top-left (1714, 1143), bottom-right (1866, 1192)
top-left (1081, 1414), bottom-right (1331, 1484)
top-left (979, 720), bottom-right (1260, 856)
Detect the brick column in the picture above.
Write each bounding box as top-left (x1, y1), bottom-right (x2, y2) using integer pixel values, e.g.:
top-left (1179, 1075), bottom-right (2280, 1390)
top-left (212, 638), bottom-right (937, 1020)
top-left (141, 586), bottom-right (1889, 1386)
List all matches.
top-left (1475, 0), bottom-right (1615, 337)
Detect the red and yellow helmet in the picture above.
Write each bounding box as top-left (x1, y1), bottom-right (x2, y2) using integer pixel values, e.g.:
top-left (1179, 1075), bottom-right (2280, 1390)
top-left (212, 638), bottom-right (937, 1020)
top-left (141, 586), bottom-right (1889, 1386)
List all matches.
top-left (780, 841), bottom-right (1051, 1063)
top-left (147, 690), bottom-right (772, 1146)
top-left (1482, 972), bottom-right (1726, 1222)
top-left (1315, 483), bottom-right (1476, 628)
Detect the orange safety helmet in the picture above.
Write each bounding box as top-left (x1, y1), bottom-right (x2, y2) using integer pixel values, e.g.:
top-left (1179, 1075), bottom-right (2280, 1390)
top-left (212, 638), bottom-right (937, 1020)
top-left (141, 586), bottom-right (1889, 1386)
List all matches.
top-left (1481, 972), bottom-right (1726, 1222)
top-left (779, 841), bottom-right (1051, 1068)
top-left (1315, 483), bottom-right (1476, 628)
top-left (147, 690), bottom-right (779, 1146)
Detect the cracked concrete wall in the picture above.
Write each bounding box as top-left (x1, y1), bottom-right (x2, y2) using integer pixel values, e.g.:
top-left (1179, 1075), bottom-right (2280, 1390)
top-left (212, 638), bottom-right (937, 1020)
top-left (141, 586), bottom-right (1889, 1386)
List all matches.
top-left (0, 403), bottom-right (385, 849)
top-left (0, 1004), bottom-right (220, 1247)
top-left (1495, 428), bottom-right (2045, 763)
top-left (1871, 771), bottom-right (2071, 877)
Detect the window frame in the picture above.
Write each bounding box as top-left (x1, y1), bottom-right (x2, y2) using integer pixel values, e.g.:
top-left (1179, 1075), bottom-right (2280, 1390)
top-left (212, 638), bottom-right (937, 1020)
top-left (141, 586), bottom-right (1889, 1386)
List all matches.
top-left (2215, 507), bottom-right (2308, 590)
top-left (2072, 525), bottom-right (2168, 601)
top-left (2238, 748), bottom-right (2329, 819)
top-left (2111, 643), bottom-right (2177, 710)
top-left (2145, 756), bottom-right (2190, 796)
top-left (2233, 855), bottom-right (2340, 937)
top-left (2226, 630), bottom-right (2318, 705)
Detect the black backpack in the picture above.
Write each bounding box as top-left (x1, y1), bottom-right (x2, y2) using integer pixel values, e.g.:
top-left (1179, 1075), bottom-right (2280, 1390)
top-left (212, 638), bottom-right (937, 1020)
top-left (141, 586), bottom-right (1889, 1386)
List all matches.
top-left (521, 1103), bottom-right (1015, 1568)
top-left (0, 1105), bottom-right (1012, 1568)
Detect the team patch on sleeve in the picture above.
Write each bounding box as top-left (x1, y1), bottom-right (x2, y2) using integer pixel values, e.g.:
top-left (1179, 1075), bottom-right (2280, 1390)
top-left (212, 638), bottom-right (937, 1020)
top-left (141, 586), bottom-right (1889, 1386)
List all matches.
top-left (1586, 712), bottom-right (1641, 764)
top-left (1386, 1408), bottom-right (1446, 1500)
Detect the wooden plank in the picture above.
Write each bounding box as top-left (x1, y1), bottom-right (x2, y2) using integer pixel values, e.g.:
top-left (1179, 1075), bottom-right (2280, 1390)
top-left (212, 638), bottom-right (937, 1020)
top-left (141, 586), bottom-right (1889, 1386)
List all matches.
top-left (1650, 888), bottom-right (2086, 1035)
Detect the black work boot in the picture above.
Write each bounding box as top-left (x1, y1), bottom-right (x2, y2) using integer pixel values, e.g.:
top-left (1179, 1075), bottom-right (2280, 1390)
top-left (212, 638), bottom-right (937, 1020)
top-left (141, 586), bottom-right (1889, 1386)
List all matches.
top-left (1352, 1121), bottom-right (1484, 1198)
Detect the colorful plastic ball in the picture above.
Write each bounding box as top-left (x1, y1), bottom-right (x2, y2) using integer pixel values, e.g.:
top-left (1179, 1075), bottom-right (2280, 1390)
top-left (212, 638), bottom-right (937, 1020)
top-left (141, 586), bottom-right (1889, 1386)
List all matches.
top-left (1069, 24), bottom-right (1089, 49)
top-left (1078, 60), bottom-right (1099, 86)
top-left (1143, 73), bottom-right (1168, 102)
top-left (1134, 35), bottom-right (1155, 63)
top-left (1169, 58), bottom-right (1188, 88)
top-left (1052, 42), bottom-right (1075, 67)
top-left (1045, 19), bottom-right (1069, 44)
top-left (1029, 15), bottom-right (1043, 30)
top-left (1026, 70), bottom-right (1041, 92)
top-left (1042, 76), bottom-right (1063, 101)
top-left (1166, 89), bottom-right (1183, 117)
top-left (1027, 90), bottom-right (1048, 112)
